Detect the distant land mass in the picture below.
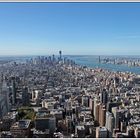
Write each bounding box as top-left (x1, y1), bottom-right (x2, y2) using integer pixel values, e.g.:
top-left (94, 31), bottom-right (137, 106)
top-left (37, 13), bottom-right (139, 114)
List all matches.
top-left (0, 55), bottom-right (140, 74)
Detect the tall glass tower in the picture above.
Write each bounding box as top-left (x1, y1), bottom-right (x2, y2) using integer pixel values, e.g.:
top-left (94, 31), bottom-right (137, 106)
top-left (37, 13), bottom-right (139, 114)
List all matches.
top-left (59, 50), bottom-right (62, 60)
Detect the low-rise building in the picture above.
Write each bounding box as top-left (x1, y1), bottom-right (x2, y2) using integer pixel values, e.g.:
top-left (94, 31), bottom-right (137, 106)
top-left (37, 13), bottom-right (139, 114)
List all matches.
top-left (10, 119), bottom-right (31, 138)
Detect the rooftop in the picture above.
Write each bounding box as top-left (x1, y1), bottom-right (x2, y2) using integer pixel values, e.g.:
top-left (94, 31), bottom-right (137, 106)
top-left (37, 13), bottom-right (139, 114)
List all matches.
top-left (36, 112), bottom-right (54, 119)
top-left (97, 127), bottom-right (108, 131)
top-left (32, 128), bottom-right (50, 134)
top-left (76, 125), bottom-right (85, 130)
top-left (11, 119), bottom-right (31, 129)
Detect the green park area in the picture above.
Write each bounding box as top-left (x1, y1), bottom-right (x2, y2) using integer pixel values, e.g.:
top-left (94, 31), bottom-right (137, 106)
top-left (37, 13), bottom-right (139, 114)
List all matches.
top-left (17, 107), bottom-right (35, 121)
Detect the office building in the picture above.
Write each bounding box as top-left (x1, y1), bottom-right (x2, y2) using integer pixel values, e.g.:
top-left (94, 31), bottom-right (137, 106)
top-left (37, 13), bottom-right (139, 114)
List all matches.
top-left (1, 131), bottom-right (12, 138)
top-left (96, 127), bottom-right (108, 138)
top-left (65, 116), bottom-right (72, 133)
top-left (94, 97), bottom-right (99, 121)
top-left (99, 105), bottom-right (106, 127)
top-left (11, 77), bottom-right (17, 105)
top-left (112, 107), bottom-right (120, 129)
top-left (100, 89), bottom-right (108, 105)
top-left (82, 95), bottom-right (89, 107)
top-left (120, 121), bottom-right (127, 133)
top-left (22, 86), bottom-right (30, 106)
top-left (35, 112), bottom-right (56, 134)
top-left (127, 126), bottom-right (134, 138)
top-left (0, 95), bottom-right (8, 119)
top-left (107, 101), bottom-right (122, 113)
top-left (75, 125), bottom-right (85, 138)
top-left (10, 120), bottom-right (31, 138)
top-left (1, 80), bottom-right (11, 112)
top-left (31, 90), bottom-right (39, 102)
top-left (32, 128), bottom-right (50, 138)
top-left (84, 121), bottom-right (94, 135)
top-left (89, 98), bottom-right (94, 116)
top-left (50, 110), bottom-right (63, 121)
top-left (95, 103), bottom-right (101, 123)
top-left (0, 112), bottom-right (17, 131)
top-left (105, 111), bottom-right (115, 137)
top-left (135, 126), bottom-right (140, 138)
top-left (59, 50), bottom-right (62, 61)
top-left (89, 127), bottom-right (96, 138)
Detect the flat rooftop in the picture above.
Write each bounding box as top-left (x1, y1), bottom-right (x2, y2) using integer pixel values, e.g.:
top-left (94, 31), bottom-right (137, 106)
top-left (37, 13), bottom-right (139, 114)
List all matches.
top-left (11, 119), bottom-right (31, 129)
top-left (36, 112), bottom-right (54, 119)
top-left (76, 125), bottom-right (85, 130)
top-left (97, 127), bottom-right (107, 131)
top-left (32, 128), bottom-right (50, 134)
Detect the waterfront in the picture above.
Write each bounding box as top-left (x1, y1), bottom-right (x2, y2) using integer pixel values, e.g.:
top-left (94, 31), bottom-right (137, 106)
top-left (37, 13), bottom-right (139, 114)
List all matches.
top-left (68, 55), bottom-right (140, 75)
top-left (1, 55), bottom-right (140, 75)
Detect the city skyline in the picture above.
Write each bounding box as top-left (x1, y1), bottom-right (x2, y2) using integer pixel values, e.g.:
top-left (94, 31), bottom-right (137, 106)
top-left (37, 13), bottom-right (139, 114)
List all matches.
top-left (0, 3), bottom-right (140, 55)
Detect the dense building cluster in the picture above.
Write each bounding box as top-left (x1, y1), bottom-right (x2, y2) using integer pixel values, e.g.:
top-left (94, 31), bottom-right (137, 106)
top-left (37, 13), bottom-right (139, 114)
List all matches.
top-left (100, 56), bottom-right (140, 67)
top-left (1, 52), bottom-right (140, 138)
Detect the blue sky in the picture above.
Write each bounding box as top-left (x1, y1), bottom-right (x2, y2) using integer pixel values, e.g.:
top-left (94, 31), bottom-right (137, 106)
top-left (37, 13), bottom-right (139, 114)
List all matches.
top-left (0, 3), bottom-right (140, 55)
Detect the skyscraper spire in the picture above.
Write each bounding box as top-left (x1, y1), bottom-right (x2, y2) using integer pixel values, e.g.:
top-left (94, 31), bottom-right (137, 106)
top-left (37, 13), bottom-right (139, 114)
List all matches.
top-left (52, 54), bottom-right (55, 62)
top-left (59, 50), bottom-right (62, 60)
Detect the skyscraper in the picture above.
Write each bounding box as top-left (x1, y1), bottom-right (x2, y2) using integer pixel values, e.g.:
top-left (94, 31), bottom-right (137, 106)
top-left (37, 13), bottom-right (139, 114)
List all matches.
top-left (95, 103), bottom-right (100, 123)
top-left (0, 75), bottom-right (9, 118)
top-left (89, 98), bottom-right (94, 117)
top-left (94, 97), bottom-right (99, 120)
top-left (112, 107), bottom-right (120, 129)
top-left (100, 89), bottom-right (108, 105)
top-left (2, 80), bottom-right (10, 112)
top-left (52, 54), bottom-right (55, 62)
top-left (0, 96), bottom-right (8, 119)
top-left (105, 111), bottom-right (115, 137)
top-left (82, 95), bottom-right (89, 107)
top-left (59, 50), bottom-right (62, 61)
top-left (11, 77), bottom-right (16, 105)
top-left (22, 86), bottom-right (30, 106)
top-left (99, 105), bottom-right (106, 127)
